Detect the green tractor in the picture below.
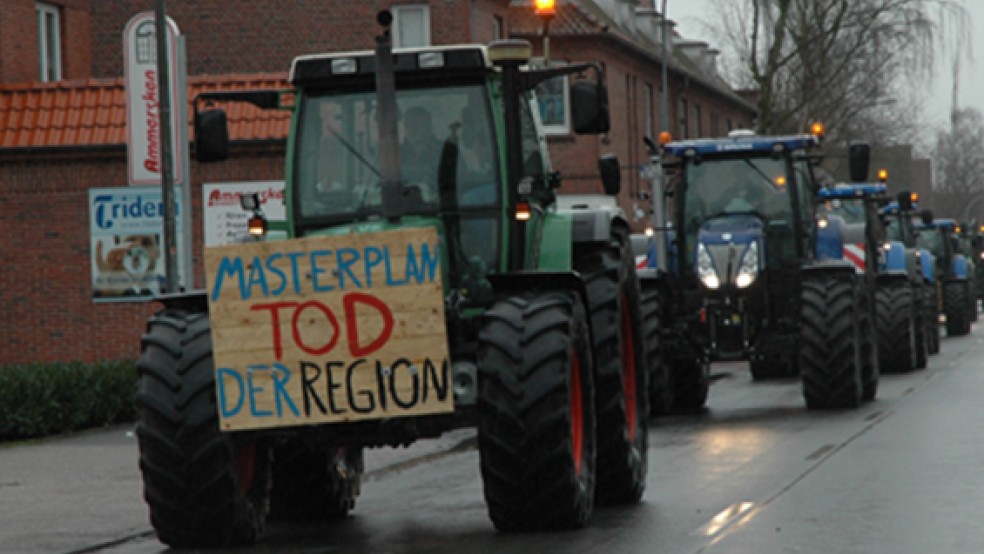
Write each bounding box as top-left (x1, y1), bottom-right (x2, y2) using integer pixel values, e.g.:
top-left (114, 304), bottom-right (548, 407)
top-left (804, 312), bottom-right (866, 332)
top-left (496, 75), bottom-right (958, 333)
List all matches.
top-left (134, 14), bottom-right (652, 548)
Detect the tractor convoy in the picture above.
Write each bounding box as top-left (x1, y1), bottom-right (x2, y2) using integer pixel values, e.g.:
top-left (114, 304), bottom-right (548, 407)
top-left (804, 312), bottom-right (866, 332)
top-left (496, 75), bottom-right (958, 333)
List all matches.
top-left (131, 10), bottom-right (970, 550)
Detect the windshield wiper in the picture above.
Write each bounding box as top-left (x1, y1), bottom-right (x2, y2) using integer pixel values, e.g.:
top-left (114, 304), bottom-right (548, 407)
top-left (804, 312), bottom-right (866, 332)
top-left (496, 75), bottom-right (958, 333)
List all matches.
top-left (324, 124), bottom-right (381, 179)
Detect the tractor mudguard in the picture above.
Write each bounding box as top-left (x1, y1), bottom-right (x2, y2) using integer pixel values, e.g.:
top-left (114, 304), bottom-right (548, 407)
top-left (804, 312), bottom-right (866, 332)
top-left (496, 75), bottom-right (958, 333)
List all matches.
top-left (815, 214), bottom-right (847, 262)
top-left (882, 242), bottom-right (907, 273)
top-left (952, 255), bottom-right (969, 280)
top-left (154, 290), bottom-right (209, 312)
top-left (919, 249), bottom-right (936, 283)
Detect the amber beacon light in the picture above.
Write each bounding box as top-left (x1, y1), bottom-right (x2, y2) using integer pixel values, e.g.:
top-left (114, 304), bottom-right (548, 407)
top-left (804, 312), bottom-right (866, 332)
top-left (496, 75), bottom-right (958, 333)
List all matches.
top-left (535, 0), bottom-right (556, 17)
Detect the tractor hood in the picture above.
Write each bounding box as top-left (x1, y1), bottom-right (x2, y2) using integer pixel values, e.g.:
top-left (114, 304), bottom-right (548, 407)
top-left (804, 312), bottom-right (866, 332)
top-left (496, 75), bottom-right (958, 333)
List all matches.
top-left (697, 214), bottom-right (763, 247)
top-left (694, 214), bottom-right (765, 291)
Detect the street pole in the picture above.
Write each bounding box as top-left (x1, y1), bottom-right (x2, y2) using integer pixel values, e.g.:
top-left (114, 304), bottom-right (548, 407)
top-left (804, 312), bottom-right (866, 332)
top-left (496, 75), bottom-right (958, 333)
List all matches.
top-left (154, 0), bottom-right (178, 293)
top-left (659, 0), bottom-right (669, 133)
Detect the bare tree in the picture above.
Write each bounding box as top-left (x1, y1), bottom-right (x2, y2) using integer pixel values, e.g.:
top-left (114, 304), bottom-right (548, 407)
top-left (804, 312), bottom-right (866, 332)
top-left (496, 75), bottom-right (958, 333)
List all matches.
top-left (707, 0), bottom-right (967, 147)
top-left (931, 107), bottom-right (984, 220)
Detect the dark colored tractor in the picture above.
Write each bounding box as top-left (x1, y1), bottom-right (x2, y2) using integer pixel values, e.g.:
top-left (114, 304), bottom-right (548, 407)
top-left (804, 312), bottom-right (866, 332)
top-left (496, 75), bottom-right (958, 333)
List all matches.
top-left (636, 128), bottom-right (875, 411)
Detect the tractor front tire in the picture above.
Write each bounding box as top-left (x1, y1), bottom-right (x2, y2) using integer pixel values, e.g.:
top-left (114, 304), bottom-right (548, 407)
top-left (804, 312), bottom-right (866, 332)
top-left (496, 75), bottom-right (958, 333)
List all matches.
top-left (269, 441), bottom-right (363, 521)
top-left (136, 310), bottom-right (271, 548)
top-left (944, 280), bottom-right (971, 336)
top-left (641, 287), bottom-right (673, 415)
top-left (477, 292), bottom-right (596, 531)
top-left (800, 274), bottom-right (862, 410)
top-left (875, 283), bottom-right (917, 374)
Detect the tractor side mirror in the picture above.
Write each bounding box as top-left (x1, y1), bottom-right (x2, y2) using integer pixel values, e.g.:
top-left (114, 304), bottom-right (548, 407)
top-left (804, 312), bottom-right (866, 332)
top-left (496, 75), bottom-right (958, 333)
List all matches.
top-left (570, 80), bottom-right (610, 135)
top-left (848, 142), bottom-right (870, 182)
top-left (897, 191), bottom-right (913, 211)
top-left (194, 108), bottom-right (230, 162)
top-left (598, 154), bottom-right (621, 196)
top-left (920, 209), bottom-right (934, 226)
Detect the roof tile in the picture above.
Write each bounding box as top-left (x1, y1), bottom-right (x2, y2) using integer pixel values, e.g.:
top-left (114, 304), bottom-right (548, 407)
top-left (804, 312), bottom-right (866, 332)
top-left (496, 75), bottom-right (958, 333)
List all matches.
top-left (0, 73), bottom-right (291, 148)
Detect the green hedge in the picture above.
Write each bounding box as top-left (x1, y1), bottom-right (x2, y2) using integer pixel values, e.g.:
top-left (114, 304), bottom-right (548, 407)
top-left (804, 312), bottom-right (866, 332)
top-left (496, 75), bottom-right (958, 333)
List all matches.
top-left (0, 360), bottom-right (137, 442)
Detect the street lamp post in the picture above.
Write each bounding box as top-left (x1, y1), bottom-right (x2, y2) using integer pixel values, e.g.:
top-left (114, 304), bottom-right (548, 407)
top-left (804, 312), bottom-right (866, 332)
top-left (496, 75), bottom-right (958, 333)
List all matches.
top-left (659, 0), bottom-right (669, 133)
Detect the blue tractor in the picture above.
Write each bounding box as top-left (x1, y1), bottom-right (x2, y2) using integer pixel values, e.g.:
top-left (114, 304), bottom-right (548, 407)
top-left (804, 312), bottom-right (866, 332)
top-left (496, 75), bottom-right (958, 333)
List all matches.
top-left (636, 128), bottom-right (875, 411)
top-left (819, 183), bottom-right (932, 375)
top-left (916, 216), bottom-right (973, 336)
top-left (880, 192), bottom-right (941, 356)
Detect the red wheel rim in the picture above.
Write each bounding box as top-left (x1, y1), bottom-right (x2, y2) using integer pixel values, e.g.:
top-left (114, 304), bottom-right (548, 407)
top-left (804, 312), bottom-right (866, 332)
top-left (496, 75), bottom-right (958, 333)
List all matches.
top-left (620, 294), bottom-right (638, 441)
top-left (234, 443), bottom-right (257, 493)
top-left (570, 348), bottom-right (584, 476)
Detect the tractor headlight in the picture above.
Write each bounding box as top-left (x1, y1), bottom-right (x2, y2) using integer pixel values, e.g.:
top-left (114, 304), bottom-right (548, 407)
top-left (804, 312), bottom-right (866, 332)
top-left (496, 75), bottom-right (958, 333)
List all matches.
top-left (697, 243), bottom-right (720, 289)
top-left (735, 241), bottom-right (759, 288)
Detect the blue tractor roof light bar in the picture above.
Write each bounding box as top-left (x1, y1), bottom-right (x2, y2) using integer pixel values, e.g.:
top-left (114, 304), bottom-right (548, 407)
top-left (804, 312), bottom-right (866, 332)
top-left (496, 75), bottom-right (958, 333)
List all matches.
top-left (818, 183), bottom-right (888, 200)
top-left (662, 133), bottom-right (821, 157)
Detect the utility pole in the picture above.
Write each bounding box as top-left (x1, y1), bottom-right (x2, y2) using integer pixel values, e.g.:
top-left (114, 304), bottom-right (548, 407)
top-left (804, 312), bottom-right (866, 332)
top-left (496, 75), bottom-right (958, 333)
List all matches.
top-left (154, 0), bottom-right (178, 293)
top-left (659, 0), bottom-right (669, 133)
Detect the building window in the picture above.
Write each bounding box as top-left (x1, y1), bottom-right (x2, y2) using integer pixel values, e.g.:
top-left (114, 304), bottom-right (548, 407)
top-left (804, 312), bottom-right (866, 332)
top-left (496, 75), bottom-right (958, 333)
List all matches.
top-left (678, 98), bottom-right (688, 139)
top-left (492, 15), bottom-right (504, 40)
top-left (535, 72), bottom-right (570, 135)
top-left (37, 2), bottom-right (61, 82)
top-left (392, 5), bottom-right (431, 48)
top-left (643, 83), bottom-right (654, 140)
top-left (692, 104), bottom-right (702, 137)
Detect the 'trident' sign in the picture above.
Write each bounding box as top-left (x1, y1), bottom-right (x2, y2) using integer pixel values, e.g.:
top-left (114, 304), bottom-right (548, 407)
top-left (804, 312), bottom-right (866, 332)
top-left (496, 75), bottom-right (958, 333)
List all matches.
top-left (123, 12), bottom-right (183, 186)
top-left (204, 227), bottom-right (453, 431)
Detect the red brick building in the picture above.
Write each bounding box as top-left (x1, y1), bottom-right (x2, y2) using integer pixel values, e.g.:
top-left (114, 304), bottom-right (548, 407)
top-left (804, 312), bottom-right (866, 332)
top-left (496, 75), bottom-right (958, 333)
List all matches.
top-left (0, 0), bottom-right (754, 364)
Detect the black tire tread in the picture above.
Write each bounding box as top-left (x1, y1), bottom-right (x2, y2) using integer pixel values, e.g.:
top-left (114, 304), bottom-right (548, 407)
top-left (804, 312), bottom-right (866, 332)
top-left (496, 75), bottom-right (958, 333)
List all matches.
top-left (477, 293), bottom-right (596, 531)
top-left (800, 275), bottom-right (862, 410)
top-left (136, 310), bottom-right (270, 548)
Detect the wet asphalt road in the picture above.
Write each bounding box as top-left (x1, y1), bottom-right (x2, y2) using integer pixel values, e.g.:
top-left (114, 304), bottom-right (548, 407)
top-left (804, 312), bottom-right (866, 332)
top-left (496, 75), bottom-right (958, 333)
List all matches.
top-left (3, 325), bottom-right (983, 554)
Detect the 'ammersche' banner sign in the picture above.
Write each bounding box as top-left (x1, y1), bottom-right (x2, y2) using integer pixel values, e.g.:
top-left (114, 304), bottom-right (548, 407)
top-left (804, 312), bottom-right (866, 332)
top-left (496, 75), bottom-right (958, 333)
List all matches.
top-left (123, 12), bottom-right (183, 186)
top-left (204, 227), bottom-right (453, 432)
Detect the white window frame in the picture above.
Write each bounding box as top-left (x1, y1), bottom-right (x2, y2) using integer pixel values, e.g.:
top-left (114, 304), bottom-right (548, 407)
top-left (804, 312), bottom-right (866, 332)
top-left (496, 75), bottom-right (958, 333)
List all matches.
top-left (37, 2), bottom-right (62, 82)
top-left (392, 5), bottom-right (431, 48)
top-left (492, 15), bottom-right (504, 40)
top-left (534, 62), bottom-right (571, 136)
top-left (643, 83), bottom-right (654, 140)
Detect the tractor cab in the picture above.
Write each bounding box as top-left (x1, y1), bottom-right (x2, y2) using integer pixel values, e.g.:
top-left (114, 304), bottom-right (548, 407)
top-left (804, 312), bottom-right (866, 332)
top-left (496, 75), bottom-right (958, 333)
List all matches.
top-left (663, 131), bottom-right (821, 290)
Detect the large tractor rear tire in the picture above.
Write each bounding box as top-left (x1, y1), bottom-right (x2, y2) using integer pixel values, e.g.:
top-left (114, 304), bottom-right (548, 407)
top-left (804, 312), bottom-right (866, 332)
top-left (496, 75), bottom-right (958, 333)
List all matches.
top-left (477, 292), bottom-right (596, 531)
top-left (641, 287), bottom-right (673, 415)
top-left (136, 311), bottom-right (271, 548)
top-left (576, 240), bottom-right (649, 505)
top-left (944, 280), bottom-right (971, 336)
top-left (269, 441), bottom-right (363, 521)
top-left (875, 283), bottom-right (917, 374)
top-left (800, 274), bottom-right (862, 410)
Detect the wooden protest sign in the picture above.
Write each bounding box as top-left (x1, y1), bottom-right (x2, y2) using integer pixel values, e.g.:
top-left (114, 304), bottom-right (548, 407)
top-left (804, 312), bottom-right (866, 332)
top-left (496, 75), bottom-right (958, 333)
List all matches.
top-left (204, 227), bottom-right (453, 431)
